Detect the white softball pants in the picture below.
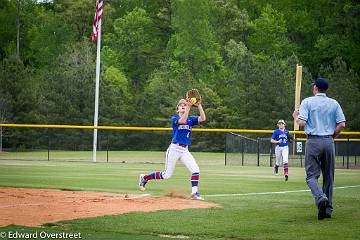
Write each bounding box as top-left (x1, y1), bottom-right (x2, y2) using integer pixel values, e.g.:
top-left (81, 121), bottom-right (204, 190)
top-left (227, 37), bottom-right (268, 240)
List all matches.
top-left (275, 146), bottom-right (289, 166)
top-left (162, 143), bottom-right (200, 179)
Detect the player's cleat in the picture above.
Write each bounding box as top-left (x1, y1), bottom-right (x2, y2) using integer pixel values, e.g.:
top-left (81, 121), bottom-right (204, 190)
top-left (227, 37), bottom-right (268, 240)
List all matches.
top-left (191, 192), bottom-right (204, 201)
top-left (274, 165), bottom-right (279, 176)
top-left (318, 197), bottom-right (329, 220)
top-left (285, 174), bottom-right (288, 181)
top-left (139, 174), bottom-right (147, 191)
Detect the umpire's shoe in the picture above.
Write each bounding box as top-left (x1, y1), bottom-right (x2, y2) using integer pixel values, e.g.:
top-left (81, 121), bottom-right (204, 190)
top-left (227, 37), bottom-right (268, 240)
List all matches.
top-left (139, 174), bottom-right (147, 192)
top-left (318, 197), bottom-right (329, 220)
top-left (285, 175), bottom-right (288, 181)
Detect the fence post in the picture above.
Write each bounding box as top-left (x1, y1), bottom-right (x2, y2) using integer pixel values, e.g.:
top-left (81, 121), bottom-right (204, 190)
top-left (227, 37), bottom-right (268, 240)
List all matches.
top-left (47, 130), bottom-right (50, 161)
top-left (241, 138), bottom-right (244, 166)
top-left (300, 141), bottom-right (303, 168)
top-left (0, 127), bottom-right (2, 152)
top-left (257, 138), bottom-right (260, 167)
top-left (269, 141), bottom-right (272, 167)
top-left (355, 155), bottom-right (357, 166)
top-left (106, 134), bottom-right (109, 163)
top-left (224, 133), bottom-right (227, 166)
top-left (347, 138), bottom-right (350, 169)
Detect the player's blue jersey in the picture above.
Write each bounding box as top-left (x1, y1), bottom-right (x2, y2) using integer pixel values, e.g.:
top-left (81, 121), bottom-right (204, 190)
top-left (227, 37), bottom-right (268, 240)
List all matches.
top-left (171, 115), bottom-right (199, 146)
top-left (271, 129), bottom-right (289, 147)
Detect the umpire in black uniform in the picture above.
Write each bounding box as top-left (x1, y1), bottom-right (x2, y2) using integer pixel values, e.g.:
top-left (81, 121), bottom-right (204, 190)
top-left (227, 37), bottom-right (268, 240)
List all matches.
top-left (292, 77), bottom-right (346, 220)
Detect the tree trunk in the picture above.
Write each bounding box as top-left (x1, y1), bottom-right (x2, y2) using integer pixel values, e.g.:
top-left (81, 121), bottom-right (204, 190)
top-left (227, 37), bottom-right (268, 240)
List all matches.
top-left (16, 0), bottom-right (20, 58)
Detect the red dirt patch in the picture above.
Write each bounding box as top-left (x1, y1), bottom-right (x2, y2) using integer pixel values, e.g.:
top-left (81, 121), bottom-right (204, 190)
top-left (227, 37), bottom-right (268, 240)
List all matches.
top-left (0, 188), bottom-right (217, 227)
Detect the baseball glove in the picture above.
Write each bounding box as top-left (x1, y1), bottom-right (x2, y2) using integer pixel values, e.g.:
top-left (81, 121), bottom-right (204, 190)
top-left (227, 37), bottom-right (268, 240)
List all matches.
top-left (186, 89), bottom-right (202, 106)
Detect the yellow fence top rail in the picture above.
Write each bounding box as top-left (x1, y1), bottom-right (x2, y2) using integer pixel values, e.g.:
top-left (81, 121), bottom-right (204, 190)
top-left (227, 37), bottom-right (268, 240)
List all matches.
top-left (1, 123), bottom-right (360, 135)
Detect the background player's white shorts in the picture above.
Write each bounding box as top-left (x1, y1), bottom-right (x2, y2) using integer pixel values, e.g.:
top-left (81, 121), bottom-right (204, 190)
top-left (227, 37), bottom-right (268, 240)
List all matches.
top-left (275, 146), bottom-right (289, 166)
top-left (162, 143), bottom-right (199, 179)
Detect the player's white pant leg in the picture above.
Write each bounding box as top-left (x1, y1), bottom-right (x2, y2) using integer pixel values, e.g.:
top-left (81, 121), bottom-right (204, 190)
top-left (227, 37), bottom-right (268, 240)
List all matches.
top-left (162, 145), bottom-right (182, 179)
top-left (275, 146), bottom-right (282, 166)
top-left (282, 146), bottom-right (289, 165)
top-left (179, 149), bottom-right (199, 174)
top-left (179, 149), bottom-right (200, 195)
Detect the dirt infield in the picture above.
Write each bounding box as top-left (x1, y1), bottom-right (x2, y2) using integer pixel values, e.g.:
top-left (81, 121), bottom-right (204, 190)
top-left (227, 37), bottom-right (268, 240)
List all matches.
top-left (0, 188), bottom-right (217, 227)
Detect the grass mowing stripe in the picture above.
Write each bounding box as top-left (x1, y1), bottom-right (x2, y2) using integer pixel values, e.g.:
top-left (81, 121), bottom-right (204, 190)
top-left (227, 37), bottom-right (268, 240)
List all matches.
top-left (204, 185), bottom-right (360, 197)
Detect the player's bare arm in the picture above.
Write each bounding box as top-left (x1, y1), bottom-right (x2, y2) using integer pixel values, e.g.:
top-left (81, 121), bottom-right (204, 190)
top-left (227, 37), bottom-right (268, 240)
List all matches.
top-left (197, 104), bottom-right (206, 123)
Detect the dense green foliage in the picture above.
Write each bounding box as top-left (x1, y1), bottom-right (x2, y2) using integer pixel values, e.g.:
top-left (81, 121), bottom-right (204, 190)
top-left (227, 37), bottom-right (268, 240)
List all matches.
top-left (1, 0), bottom-right (359, 150)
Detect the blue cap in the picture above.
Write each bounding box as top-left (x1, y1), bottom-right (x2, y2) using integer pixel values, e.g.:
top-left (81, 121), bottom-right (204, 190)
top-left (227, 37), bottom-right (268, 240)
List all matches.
top-left (312, 77), bottom-right (329, 90)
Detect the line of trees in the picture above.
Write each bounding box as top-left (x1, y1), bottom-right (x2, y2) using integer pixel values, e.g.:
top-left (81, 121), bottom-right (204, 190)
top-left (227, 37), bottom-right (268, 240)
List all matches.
top-left (0, 0), bottom-right (359, 151)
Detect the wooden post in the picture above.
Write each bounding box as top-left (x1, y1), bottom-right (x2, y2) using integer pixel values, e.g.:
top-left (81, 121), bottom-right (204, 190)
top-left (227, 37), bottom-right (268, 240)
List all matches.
top-left (293, 64), bottom-right (302, 155)
top-left (0, 127), bottom-right (2, 152)
top-left (294, 64), bottom-right (302, 130)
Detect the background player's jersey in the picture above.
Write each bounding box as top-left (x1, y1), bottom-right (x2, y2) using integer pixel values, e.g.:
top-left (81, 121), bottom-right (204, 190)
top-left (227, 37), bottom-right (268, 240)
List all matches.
top-left (271, 129), bottom-right (289, 147)
top-left (171, 115), bottom-right (199, 146)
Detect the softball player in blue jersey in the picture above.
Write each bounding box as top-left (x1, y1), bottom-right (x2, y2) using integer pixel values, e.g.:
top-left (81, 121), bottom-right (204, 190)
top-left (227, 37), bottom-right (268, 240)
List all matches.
top-left (139, 98), bottom-right (206, 200)
top-left (271, 119), bottom-right (290, 181)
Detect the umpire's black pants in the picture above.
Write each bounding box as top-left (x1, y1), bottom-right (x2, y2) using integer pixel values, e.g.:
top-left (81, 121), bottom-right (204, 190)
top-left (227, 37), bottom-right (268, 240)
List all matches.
top-left (305, 136), bottom-right (335, 215)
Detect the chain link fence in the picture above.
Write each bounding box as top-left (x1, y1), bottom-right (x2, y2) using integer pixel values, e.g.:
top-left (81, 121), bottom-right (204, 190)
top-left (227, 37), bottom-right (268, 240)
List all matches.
top-left (225, 133), bottom-right (359, 169)
top-left (0, 127), bottom-right (359, 168)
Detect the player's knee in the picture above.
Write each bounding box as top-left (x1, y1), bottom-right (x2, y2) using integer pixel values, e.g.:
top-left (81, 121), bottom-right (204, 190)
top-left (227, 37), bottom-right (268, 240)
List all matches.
top-left (192, 166), bottom-right (200, 174)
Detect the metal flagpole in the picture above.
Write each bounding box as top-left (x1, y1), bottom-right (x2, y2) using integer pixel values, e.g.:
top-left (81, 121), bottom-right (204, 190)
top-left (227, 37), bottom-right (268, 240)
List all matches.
top-left (93, 19), bottom-right (102, 162)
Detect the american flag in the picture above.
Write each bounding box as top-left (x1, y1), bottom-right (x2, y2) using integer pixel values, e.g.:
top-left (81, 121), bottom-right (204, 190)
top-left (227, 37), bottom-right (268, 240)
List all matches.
top-left (91, 0), bottom-right (104, 42)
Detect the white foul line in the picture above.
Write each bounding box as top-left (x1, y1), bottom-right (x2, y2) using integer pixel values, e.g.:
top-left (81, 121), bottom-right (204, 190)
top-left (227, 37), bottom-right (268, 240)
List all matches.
top-left (203, 185), bottom-right (360, 198)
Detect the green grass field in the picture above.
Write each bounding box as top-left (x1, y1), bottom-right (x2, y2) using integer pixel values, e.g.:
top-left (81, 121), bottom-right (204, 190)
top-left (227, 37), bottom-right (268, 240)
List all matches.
top-left (0, 150), bottom-right (357, 168)
top-left (0, 151), bottom-right (359, 240)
